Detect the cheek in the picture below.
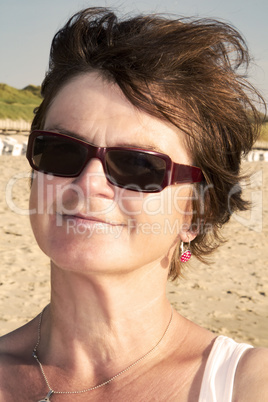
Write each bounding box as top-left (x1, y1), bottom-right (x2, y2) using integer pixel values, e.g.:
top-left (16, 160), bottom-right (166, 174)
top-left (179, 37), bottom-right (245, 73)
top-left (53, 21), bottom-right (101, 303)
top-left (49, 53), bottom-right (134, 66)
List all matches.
top-left (172, 185), bottom-right (194, 223)
top-left (142, 186), bottom-right (194, 224)
top-left (29, 174), bottom-right (51, 247)
top-left (29, 173), bottom-right (73, 212)
top-left (29, 174), bottom-right (43, 233)
top-left (117, 188), bottom-right (177, 218)
top-left (29, 173), bottom-right (52, 213)
top-left (29, 174), bottom-right (69, 242)
top-left (118, 186), bottom-right (193, 235)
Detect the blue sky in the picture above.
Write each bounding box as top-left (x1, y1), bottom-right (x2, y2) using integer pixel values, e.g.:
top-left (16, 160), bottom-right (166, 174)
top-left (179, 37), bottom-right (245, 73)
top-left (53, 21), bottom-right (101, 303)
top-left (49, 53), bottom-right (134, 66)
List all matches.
top-left (1, 0), bottom-right (267, 101)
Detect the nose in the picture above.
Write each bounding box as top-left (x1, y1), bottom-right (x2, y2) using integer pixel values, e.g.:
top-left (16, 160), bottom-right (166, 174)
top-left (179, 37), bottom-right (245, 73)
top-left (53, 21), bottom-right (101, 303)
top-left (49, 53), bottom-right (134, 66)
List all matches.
top-left (73, 157), bottom-right (115, 198)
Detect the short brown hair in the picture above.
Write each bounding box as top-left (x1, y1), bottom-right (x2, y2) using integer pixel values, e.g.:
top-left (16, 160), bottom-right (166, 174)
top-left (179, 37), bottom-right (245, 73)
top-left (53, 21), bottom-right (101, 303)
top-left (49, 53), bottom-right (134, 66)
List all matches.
top-left (32, 8), bottom-right (265, 279)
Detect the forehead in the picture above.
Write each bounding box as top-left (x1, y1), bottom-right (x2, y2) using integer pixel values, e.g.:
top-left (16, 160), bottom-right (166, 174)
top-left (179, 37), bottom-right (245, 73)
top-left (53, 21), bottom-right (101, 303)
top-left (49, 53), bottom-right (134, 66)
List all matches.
top-left (44, 73), bottom-right (191, 164)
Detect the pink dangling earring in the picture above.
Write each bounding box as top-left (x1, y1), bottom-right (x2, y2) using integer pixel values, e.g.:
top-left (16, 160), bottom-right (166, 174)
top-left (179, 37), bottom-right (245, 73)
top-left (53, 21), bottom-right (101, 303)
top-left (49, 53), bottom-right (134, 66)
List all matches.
top-left (180, 240), bottom-right (191, 262)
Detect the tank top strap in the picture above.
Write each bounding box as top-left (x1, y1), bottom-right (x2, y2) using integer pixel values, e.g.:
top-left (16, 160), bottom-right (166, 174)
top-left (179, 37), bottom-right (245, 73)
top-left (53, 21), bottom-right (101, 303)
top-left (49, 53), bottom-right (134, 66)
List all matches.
top-left (199, 335), bottom-right (253, 402)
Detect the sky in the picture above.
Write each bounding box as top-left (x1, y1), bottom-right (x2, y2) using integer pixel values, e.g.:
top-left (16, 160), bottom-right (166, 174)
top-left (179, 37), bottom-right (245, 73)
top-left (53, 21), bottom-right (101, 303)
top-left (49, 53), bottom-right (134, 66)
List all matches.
top-left (1, 0), bottom-right (267, 102)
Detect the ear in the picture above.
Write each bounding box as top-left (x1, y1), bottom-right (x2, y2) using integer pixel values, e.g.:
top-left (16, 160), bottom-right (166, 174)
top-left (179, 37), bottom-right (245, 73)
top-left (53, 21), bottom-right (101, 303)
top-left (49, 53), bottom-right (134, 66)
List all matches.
top-left (180, 225), bottom-right (198, 243)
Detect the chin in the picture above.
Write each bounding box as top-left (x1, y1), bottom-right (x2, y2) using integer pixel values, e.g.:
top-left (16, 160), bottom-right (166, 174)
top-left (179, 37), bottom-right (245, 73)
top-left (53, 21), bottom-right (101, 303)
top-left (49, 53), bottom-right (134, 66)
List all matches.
top-left (47, 241), bottom-right (126, 274)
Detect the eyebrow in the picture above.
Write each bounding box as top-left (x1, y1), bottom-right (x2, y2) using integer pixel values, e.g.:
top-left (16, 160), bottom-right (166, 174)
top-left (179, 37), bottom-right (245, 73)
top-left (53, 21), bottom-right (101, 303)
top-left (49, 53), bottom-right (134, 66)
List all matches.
top-left (116, 142), bottom-right (164, 153)
top-left (44, 126), bottom-right (88, 142)
top-left (44, 126), bottom-right (165, 153)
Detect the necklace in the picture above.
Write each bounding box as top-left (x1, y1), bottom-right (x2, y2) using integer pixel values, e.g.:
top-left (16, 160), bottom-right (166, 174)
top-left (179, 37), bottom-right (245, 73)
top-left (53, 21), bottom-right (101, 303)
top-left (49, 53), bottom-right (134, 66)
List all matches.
top-left (33, 306), bottom-right (173, 401)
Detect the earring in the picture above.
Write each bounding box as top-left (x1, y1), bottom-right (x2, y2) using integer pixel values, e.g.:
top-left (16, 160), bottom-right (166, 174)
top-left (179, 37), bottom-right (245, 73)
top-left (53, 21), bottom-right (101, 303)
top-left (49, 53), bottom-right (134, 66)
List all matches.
top-left (180, 241), bottom-right (191, 263)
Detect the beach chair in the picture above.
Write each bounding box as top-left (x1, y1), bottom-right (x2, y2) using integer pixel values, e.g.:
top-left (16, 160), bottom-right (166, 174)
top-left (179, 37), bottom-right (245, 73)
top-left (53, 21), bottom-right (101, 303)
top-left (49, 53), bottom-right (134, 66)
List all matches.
top-left (246, 151), bottom-right (254, 162)
top-left (11, 143), bottom-right (23, 156)
top-left (253, 151), bottom-right (261, 162)
top-left (22, 141), bottom-right (28, 155)
top-left (3, 137), bottom-right (18, 154)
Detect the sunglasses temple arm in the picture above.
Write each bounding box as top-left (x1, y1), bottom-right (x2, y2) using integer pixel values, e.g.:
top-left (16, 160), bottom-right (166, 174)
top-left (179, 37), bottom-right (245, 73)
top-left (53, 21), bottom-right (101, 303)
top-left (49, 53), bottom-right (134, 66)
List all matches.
top-left (171, 163), bottom-right (204, 184)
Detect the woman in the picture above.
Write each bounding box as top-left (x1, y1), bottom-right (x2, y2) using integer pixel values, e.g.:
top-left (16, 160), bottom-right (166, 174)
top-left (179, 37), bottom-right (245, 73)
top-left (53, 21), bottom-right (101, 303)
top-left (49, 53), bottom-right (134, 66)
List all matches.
top-left (0, 8), bottom-right (267, 401)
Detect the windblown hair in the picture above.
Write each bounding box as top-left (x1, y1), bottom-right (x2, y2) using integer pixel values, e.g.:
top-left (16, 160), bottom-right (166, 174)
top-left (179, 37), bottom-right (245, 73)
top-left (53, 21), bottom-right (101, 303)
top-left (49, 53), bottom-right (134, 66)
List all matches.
top-left (32, 8), bottom-right (265, 279)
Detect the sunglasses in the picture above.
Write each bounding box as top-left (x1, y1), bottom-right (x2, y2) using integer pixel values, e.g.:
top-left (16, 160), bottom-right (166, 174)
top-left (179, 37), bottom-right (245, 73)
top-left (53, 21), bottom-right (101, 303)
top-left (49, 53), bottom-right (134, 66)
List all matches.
top-left (26, 131), bottom-right (204, 193)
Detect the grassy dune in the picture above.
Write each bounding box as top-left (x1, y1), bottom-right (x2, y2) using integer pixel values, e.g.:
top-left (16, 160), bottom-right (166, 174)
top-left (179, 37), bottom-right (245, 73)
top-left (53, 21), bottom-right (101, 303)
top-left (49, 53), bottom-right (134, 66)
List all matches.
top-left (260, 122), bottom-right (268, 142)
top-left (0, 84), bottom-right (42, 121)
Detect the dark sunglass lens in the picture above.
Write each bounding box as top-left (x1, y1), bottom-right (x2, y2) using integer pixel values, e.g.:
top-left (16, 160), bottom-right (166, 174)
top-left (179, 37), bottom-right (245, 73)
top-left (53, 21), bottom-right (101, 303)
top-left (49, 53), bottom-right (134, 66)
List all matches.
top-left (105, 150), bottom-right (166, 190)
top-left (32, 135), bottom-right (88, 176)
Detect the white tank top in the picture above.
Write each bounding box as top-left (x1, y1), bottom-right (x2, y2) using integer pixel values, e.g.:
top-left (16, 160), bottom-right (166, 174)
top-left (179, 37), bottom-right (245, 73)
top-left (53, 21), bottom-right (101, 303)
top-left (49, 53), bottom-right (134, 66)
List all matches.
top-left (198, 335), bottom-right (253, 402)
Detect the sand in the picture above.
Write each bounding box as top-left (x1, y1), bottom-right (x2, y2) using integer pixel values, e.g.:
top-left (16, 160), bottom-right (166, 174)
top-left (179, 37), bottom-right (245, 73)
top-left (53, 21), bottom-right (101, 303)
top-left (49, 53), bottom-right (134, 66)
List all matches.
top-left (0, 155), bottom-right (267, 347)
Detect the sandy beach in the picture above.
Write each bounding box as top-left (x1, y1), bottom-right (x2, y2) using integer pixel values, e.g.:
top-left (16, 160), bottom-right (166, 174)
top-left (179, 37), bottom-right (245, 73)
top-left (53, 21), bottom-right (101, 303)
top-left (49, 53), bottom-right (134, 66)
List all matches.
top-left (0, 153), bottom-right (267, 347)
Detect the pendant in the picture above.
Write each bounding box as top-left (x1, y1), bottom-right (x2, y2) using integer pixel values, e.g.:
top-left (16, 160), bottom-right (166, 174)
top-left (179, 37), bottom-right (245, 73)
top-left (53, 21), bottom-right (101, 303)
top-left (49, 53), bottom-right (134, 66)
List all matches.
top-left (37, 390), bottom-right (54, 401)
top-left (180, 249), bottom-right (191, 262)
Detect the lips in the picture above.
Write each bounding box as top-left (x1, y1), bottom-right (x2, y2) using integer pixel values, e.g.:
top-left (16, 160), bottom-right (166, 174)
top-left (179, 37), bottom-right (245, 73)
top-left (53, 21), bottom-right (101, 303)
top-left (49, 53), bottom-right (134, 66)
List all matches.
top-left (62, 213), bottom-right (126, 226)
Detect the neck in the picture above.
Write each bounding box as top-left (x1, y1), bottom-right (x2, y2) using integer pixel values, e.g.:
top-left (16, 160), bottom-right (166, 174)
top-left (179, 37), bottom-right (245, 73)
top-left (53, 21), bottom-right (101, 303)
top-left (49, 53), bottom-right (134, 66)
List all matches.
top-left (38, 262), bottom-right (174, 380)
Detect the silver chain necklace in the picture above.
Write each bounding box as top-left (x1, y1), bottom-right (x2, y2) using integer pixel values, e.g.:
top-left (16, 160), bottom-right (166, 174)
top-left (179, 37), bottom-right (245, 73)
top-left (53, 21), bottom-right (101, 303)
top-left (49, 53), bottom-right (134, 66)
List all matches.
top-left (33, 306), bottom-right (173, 401)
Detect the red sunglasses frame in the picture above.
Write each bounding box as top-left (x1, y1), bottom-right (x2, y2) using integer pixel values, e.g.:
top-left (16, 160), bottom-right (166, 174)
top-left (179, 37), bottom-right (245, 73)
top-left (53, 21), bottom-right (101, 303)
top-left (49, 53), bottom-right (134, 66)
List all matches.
top-left (26, 130), bottom-right (204, 192)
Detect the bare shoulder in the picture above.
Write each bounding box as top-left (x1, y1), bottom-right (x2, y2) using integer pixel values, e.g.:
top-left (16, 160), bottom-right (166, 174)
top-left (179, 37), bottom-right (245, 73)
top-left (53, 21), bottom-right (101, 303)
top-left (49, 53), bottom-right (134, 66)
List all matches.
top-left (0, 319), bottom-right (38, 393)
top-left (0, 319), bottom-right (36, 355)
top-left (233, 347), bottom-right (268, 401)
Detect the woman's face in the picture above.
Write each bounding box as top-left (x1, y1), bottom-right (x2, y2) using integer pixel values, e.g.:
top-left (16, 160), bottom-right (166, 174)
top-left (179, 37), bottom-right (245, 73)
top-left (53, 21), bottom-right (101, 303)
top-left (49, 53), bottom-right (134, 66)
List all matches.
top-left (30, 73), bottom-right (195, 275)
